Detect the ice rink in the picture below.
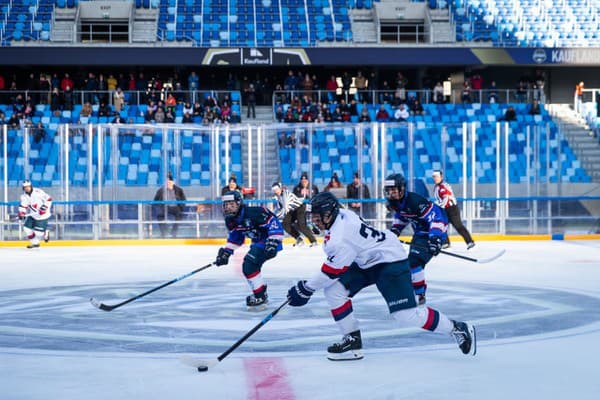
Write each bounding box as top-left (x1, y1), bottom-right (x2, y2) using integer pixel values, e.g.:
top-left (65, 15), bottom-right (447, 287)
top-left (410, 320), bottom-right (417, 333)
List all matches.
top-left (1, 240), bottom-right (599, 400)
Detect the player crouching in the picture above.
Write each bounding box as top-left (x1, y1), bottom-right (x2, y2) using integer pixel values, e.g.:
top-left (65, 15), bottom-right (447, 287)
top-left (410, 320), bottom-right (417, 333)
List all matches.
top-left (18, 180), bottom-right (53, 249)
top-left (286, 192), bottom-right (476, 361)
top-left (215, 190), bottom-right (284, 311)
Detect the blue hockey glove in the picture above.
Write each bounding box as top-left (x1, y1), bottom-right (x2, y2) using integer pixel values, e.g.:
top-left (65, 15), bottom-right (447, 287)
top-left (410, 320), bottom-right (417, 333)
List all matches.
top-left (428, 236), bottom-right (442, 256)
top-left (264, 238), bottom-right (279, 259)
top-left (287, 280), bottom-right (315, 307)
top-left (215, 247), bottom-right (233, 266)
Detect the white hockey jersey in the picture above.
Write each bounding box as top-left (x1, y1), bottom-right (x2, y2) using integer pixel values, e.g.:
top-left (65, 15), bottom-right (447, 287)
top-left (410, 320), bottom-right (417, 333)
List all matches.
top-left (19, 188), bottom-right (53, 221)
top-left (306, 209), bottom-right (408, 291)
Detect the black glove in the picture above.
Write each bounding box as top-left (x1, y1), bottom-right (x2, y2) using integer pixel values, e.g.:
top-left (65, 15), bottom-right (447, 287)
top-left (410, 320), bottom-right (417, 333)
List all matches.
top-left (428, 236), bottom-right (442, 256)
top-left (390, 225), bottom-right (402, 236)
top-left (264, 238), bottom-right (279, 259)
top-left (309, 222), bottom-right (321, 235)
top-left (215, 247), bottom-right (233, 266)
top-left (287, 280), bottom-right (315, 307)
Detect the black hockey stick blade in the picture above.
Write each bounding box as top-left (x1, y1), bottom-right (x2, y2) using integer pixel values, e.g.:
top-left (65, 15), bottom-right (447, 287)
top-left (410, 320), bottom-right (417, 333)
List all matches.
top-left (181, 299), bottom-right (290, 372)
top-left (440, 248), bottom-right (506, 264)
top-left (89, 262), bottom-right (215, 312)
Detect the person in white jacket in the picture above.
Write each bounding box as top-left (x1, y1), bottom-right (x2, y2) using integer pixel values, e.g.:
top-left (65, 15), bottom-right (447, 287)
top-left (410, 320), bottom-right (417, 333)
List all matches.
top-left (18, 180), bottom-right (52, 249)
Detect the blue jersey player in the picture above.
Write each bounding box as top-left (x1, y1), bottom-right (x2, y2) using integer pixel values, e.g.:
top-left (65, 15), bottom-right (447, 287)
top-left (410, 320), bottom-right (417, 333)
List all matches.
top-left (384, 173), bottom-right (449, 305)
top-left (286, 192), bottom-right (476, 360)
top-left (215, 191), bottom-right (284, 310)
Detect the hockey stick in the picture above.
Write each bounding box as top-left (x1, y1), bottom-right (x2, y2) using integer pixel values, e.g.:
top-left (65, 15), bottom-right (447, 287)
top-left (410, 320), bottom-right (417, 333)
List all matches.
top-left (182, 299), bottom-right (290, 372)
top-left (90, 262), bottom-right (215, 311)
top-left (399, 240), bottom-right (505, 264)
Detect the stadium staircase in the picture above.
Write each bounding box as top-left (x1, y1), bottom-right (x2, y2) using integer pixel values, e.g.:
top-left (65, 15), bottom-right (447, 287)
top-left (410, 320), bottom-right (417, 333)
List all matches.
top-left (51, 7), bottom-right (76, 43)
top-left (549, 104), bottom-right (600, 182)
top-left (241, 116), bottom-right (281, 194)
top-left (132, 6), bottom-right (159, 43)
top-left (349, 8), bottom-right (377, 43)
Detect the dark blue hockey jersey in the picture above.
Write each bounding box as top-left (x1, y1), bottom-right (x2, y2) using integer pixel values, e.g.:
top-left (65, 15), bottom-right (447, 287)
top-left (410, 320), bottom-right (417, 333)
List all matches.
top-left (224, 206), bottom-right (284, 251)
top-left (387, 191), bottom-right (448, 240)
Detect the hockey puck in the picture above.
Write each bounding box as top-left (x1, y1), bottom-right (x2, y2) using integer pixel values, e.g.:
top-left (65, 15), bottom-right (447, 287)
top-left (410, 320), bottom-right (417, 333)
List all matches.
top-left (197, 366), bottom-right (208, 372)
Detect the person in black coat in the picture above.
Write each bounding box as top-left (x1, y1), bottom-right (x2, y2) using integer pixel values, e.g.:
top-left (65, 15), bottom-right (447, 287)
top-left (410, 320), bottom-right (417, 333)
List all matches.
top-left (153, 174), bottom-right (186, 238)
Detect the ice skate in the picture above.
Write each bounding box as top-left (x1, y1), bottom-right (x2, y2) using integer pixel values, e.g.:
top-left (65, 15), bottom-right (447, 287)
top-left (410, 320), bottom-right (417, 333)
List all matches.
top-left (246, 293), bottom-right (268, 311)
top-left (27, 243), bottom-right (40, 249)
top-left (451, 320), bottom-right (476, 356)
top-left (327, 330), bottom-right (363, 361)
top-left (293, 237), bottom-right (305, 247)
top-left (44, 230), bottom-right (50, 243)
top-left (417, 293), bottom-right (426, 306)
top-left (309, 241), bottom-right (319, 248)
top-left (466, 242), bottom-right (475, 250)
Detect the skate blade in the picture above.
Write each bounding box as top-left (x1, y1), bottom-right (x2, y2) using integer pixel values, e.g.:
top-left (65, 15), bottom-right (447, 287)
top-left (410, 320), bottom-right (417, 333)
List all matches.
top-left (246, 304), bottom-right (268, 312)
top-left (469, 325), bottom-right (477, 356)
top-left (327, 350), bottom-right (364, 361)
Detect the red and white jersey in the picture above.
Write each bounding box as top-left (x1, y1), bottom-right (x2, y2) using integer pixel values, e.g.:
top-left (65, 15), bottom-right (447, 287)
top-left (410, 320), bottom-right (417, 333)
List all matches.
top-left (19, 188), bottom-right (52, 221)
top-left (306, 209), bottom-right (408, 291)
top-left (433, 181), bottom-right (456, 209)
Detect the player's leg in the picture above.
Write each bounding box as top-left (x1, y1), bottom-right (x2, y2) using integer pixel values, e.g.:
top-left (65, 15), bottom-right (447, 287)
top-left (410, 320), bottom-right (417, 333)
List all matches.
top-left (242, 246), bottom-right (269, 310)
top-left (295, 206), bottom-right (317, 245)
top-left (408, 235), bottom-right (432, 305)
top-left (323, 265), bottom-right (372, 360)
top-left (447, 205), bottom-right (474, 248)
top-left (23, 217), bottom-right (39, 248)
top-left (382, 261), bottom-right (475, 355)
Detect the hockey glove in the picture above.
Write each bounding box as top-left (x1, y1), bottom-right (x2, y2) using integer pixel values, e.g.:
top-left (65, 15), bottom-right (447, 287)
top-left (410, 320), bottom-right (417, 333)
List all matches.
top-left (215, 247), bottom-right (233, 266)
top-left (390, 225), bottom-right (403, 237)
top-left (17, 212), bottom-right (25, 221)
top-left (309, 222), bottom-right (321, 235)
top-left (264, 238), bottom-right (279, 259)
top-left (428, 236), bottom-right (442, 256)
top-left (287, 280), bottom-right (315, 307)
top-left (39, 205), bottom-right (48, 216)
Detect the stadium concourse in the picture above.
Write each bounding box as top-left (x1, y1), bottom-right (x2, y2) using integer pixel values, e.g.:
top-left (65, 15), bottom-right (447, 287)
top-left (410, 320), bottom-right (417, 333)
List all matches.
top-left (1, 238), bottom-right (599, 399)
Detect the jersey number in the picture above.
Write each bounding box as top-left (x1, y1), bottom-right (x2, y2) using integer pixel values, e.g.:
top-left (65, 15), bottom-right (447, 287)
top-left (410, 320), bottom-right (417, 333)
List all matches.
top-left (359, 223), bottom-right (386, 243)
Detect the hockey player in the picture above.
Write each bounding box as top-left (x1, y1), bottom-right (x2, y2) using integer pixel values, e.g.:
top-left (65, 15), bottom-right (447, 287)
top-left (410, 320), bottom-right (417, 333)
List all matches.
top-left (18, 180), bottom-right (52, 249)
top-left (384, 173), bottom-right (448, 305)
top-left (271, 182), bottom-right (306, 246)
top-left (286, 192), bottom-right (476, 361)
top-left (215, 190), bottom-right (284, 310)
top-left (432, 170), bottom-right (475, 250)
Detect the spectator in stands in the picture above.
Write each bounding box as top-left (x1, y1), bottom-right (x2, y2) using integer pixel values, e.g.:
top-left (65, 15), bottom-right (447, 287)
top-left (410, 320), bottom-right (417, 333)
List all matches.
top-left (221, 176), bottom-right (242, 196)
top-left (98, 102), bottom-right (112, 117)
top-left (302, 73), bottom-right (314, 100)
top-left (182, 112), bottom-right (193, 123)
top-left (230, 110), bottom-right (241, 124)
top-left (113, 88), bottom-right (125, 112)
top-left (346, 172), bottom-right (372, 218)
top-left (50, 88), bottom-right (62, 112)
top-left (500, 106), bottom-right (517, 122)
top-left (325, 75), bottom-right (339, 103)
top-left (470, 73), bottom-right (483, 102)
top-left (375, 105), bottom-right (390, 122)
top-left (80, 101), bottom-right (92, 117)
top-left (394, 103), bottom-right (410, 122)
top-left (461, 81), bottom-right (472, 103)
top-left (433, 81), bottom-right (444, 104)
top-left (349, 99), bottom-right (359, 117)
top-left (136, 72), bottom-right (148, 105)
top-left (291, 172), bottom-right (318, 247)
top-left (575, 81), bottom-right (584, 113)
top-left (60, 73), bottom-right (73, 93)
top-left (341, 71), bottom-right (352, 99)
top-left (0, 111), bottom-right (5, 124)
top-left (182, 102), bottom-right (193, 115)
top-left (111, 112), bottom-right (125, 124)
top-left (275, 106), bottom-right (285, 123)
top-left (528, 99), bottom-right (541, 115)
top-left (394, 72), bottom-right (408, 104)
top-left (488, 81), bottom-right (499, 104)
top-left (192, 101), bottom-right (203, 118)
top-left (107, 74), bottom-right (117, 91)
top-left (411, 99), bottom-right (424, 116)
top-left (8, 112), bottom-right (20, 128)
top-left (154, 106), bottom-right (166, 123)
top-left (39, 74), bottom-right (51, 105)
top-left (380, 80), bottom-right (394, 104)
top-left (515, 79), bottom-right (527, 103)
top-left (220, 101), bottom-right (231, 123)
top-left (153, 173), bottom-right (186, 238)
top-left (165, 92), bottom-right (177, 114)
top-left (32, 122), bottom-right (46, 144)
top-left (97, 73), bottom-right (108, 104)
top-left (534, 70), bottom-right (546, 103)
top-left (246, 84), bottom-right (257, 119)
top-left (84, 72), bottom-right (98, 104)
top-left (359, 106), bottom-right (371, 122)
top-left (324, 172), bottom-right (342, 192)
top-left (164, 109), bottom-right (175, 123)
top-left (23, 97), bottom-right (34, 119)
top-left (355, 70), bottom-right (368, 102)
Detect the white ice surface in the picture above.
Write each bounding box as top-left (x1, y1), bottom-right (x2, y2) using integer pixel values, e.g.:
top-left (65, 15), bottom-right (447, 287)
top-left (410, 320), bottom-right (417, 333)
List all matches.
top-left (1, 240), bottom-right (599, 400)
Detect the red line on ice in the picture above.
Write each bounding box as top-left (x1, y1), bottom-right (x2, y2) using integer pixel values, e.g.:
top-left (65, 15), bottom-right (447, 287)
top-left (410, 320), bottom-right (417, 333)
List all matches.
top-left (244, 357), bottom-right (295, 400)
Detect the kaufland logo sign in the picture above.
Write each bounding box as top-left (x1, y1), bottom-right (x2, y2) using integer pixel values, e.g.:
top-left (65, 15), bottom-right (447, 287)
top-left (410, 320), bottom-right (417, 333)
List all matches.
top-left (243, 48), bottom-right (271, 65)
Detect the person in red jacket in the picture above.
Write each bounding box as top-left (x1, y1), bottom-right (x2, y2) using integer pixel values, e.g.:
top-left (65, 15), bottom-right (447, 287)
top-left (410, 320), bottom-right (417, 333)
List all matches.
top-left (432, 170), bottom-right (475, 250)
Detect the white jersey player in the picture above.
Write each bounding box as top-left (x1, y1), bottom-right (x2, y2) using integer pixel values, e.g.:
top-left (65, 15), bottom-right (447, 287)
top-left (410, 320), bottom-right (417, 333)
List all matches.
top-left (286, 192), bottom-right (476, 360)
top-left (18, 180), bottom-right (52, 248)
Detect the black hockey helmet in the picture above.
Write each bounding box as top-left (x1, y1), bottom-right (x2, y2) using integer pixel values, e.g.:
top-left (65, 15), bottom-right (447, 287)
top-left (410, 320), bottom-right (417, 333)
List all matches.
top-left (384, 173), bottom-right (406, 200)
top-left (222, 190), bottom-right (243, 217)
top-left (309, 191), bottom-right (340, 230)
